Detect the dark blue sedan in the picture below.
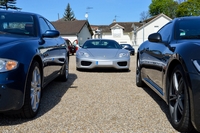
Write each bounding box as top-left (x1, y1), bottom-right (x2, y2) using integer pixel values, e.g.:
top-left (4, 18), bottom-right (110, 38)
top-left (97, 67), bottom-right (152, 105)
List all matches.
top-left (0, 10), bottom-right (69, 118)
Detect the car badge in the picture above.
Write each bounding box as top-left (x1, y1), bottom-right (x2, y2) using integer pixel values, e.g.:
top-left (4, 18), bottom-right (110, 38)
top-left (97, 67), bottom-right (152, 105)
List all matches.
top-left (104, 55), bottom-right (106, 57)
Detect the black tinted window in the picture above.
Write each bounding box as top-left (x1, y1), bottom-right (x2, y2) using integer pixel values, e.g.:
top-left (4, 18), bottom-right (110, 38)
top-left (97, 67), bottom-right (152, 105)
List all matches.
top-left (158, 22), bottom-right (173, 42)
top-left (46, 19), bottom-right (56, 30)
top-left (177, 18), bottom-right (200, 39)
top-left (82, 40), bottom-right (121, 49)
top-left (0, 13), bottom-right (35, 36)
top-left (39, 17), bottom-right (50, 34)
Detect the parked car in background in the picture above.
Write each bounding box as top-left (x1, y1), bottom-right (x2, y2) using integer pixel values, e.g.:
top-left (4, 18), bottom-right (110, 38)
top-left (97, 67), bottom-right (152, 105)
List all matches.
top-left (72, 39), bottom-right (80, 52)
top-left (76, 39), bottom-right (130, 71)
top-left (136, 16), bottom-right (200, 132)
top-left (0, 10), bottom-right (69, 118)
top-left (65, 39), bottom-right (76, 55)
top-left (120, 44), bottom-right (135, 55)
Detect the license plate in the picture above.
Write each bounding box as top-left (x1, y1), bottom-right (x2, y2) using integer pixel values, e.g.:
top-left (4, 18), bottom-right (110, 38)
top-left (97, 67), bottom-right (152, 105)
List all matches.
top-left (96, 61), bottom-right (113, 65)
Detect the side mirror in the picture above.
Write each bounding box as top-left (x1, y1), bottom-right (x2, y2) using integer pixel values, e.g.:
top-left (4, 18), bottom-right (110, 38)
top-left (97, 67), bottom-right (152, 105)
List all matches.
top-left (148, 33), bottom-right (162, 43)
top-left (42, 30), bottom-right (60, 38)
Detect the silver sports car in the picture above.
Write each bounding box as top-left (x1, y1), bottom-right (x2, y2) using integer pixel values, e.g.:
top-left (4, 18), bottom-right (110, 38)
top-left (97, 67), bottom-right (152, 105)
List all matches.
top-left (76, 39), bottom-right (130, 71)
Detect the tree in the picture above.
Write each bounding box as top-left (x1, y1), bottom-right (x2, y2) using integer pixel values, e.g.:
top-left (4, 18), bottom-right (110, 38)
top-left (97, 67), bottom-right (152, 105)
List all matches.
top-left (176, 0), bottom-right (200, 17)
top-left (140, 11), bottom-right (150, 21)
top-left (63, 3), bottom-right (75, 21)
top-left (149, 0), bottom-right (178, 18)
top-left (0, 0), bottom-right (21, 10)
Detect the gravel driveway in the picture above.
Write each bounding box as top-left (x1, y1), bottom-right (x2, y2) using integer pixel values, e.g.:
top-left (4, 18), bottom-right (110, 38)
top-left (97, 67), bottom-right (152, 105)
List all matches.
top-left (0, 55), bottom-right (179, 133)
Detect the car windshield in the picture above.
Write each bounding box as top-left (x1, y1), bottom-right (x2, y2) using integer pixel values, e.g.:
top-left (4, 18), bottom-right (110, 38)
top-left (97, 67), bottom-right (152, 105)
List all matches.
top-left (178, 19), bottom-right (200, 39)
top-left (82, 40), bottom-right (121, 49)
top-left (0, 12), bottom-right (35, 36)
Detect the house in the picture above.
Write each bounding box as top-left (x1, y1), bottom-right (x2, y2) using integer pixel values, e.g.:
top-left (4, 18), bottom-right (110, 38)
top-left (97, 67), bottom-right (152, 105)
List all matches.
top-left (52, 14), bottom-right (171, 52)
top-left (91, 13), bottom-right (171, 52)
top-left (52, 20), bottom-right (93, 46)
top-left (132, 13), bottom-right (172, 52)
top-left (91, 22), bottom-right (134, 45)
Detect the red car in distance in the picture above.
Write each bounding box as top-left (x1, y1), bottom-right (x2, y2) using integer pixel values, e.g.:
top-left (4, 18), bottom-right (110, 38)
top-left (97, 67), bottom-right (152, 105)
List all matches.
top-left (65, 39), bottom-right (76, 55)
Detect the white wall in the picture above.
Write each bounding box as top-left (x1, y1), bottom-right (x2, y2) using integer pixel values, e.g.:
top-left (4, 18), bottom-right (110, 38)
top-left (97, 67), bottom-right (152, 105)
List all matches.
top-left (101, 32), bottom-right (133, 45)
top-left (62, 35), bottom-right (77, 43)
top-left (61, 24), bottom-right (91, 46)
top-left (78, 24), bottom-right (92, 46)
top-left (136, 16), bottom-right (171, 47)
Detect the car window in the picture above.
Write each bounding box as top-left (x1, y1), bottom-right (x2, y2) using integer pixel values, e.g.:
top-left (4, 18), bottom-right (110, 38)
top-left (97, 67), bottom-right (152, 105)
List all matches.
top-left (65, 39), bottom-right (72, 46)
top-left (158, 22), bottom-right (173, 42)
top-left (45, 19), bottom-right (56, 30)
top-left (39, 17), bottom-right (50, 34)
top-left (121, 44), bottom-right (132, 48)
top-left (0, 13), bottom-right (35, 36)
top-left (82, 40), bottom-right (121, 49)
top-left (177, 19), bottom-right (200, 39)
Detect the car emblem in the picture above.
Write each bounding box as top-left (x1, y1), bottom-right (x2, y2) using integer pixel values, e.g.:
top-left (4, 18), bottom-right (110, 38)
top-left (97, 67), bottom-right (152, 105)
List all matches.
top-left (104, 55), bottom-right (106, 57)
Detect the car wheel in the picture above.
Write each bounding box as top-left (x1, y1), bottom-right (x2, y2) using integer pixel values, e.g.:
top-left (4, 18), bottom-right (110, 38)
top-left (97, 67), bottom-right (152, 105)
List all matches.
top-left (59, 57), bottom-right (69, 82)
top-left (168, 65), bottom-right (193, 132)
top-left (136, 59), bottom-right (144, 87)
top-left (21, 61), bottom-right (42, 118)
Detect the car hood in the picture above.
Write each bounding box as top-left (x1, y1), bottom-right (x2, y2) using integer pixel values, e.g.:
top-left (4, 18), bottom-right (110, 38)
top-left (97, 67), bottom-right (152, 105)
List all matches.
top-left (86, 49), bottom-right (121, 58)
top-left (0, 35), bottom-right (35, 47)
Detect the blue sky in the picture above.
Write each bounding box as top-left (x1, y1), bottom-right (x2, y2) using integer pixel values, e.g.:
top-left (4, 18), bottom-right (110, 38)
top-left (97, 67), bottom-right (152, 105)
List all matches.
top-left (17, 0), bottom-right (152, 25)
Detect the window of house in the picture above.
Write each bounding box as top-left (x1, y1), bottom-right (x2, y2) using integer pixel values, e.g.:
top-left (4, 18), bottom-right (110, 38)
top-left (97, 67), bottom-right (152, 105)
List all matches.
top-left (112, 28), bottom-right (121, 37)
top-left (154, 26), bottom-right (159, 32)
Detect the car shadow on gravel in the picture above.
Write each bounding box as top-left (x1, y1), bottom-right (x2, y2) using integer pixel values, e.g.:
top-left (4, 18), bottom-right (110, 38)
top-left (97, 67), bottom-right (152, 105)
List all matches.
top-left (143, 86), bottom-right (170, 117)
top-left (141, 86), bottom-right (199, 133)
top-left (0, 73), bottom-right (77, 126)
top-left (141, 86), bottom-right (172, 126)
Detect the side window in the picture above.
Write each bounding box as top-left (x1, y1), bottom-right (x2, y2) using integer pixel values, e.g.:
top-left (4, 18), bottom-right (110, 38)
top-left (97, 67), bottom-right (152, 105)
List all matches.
top-left (45, 19), bottom-right (56, 30)
top-left (158, 22), bottom-right (173, 42)
top-left (39, 17), bottom-right (50, 34)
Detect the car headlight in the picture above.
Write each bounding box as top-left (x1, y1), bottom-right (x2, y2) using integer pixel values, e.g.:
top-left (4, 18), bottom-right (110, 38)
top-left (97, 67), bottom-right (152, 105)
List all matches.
top-left (77, 51), bottom-right (90, 57)
top-left (0, 58), bottom-right (18, 72)
top-left (119, 52), bottom-right (129, 58)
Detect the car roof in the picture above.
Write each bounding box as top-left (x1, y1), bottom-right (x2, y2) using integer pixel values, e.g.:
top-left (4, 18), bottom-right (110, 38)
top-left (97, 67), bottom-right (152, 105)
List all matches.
top-left (174, 16), bottom-right (200, 21)
top-left (0, 10), bottom-right (42, 17)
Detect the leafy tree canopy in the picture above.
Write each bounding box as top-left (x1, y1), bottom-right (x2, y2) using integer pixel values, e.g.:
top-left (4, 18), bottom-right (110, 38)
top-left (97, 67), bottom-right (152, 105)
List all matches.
top-left (176, 0), bottom-right (200, 17)
top-left (63, 3), bottom-right (75, 21)
top-left (0, 0), bottom-right (21, 10)
top-left (149, 0), bottom-right (178, 18)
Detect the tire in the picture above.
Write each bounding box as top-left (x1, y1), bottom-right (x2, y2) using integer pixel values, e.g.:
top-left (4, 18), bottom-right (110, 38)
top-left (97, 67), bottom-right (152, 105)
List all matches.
top-left (168, 65), bottom-right (194, 132)
top-left (59, 57), bottom-right (69, 82)
top-left (136, 58), bottom-right (144, 87)
top-left (21, 61), bottom-right (42, 118)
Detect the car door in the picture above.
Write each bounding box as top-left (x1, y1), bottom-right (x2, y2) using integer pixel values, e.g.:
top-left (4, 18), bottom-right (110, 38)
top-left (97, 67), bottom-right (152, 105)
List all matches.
top-left (38, 17), bottom-right (62, 84)
top-left (45, 19), bottom-right (67, 67)
top-left (141, 22), bottom-right (173, 94)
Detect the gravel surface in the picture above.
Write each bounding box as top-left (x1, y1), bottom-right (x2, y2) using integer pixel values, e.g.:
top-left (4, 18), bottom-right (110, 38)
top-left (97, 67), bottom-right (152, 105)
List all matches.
top-left (0, 55), bottom-right (179, 133)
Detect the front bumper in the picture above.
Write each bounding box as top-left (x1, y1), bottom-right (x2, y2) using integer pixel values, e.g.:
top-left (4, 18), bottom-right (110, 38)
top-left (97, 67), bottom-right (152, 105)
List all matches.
top-left (0, 68), bottom-right (25, 112)
top-left (188, 72), bottom-right (200, 132)
top-left (76, 57), bottom-right (130, 70)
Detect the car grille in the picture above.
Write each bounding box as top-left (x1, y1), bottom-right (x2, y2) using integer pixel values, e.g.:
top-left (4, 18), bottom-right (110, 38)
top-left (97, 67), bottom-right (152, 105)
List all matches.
top-left (81, 61), bottom-right (92, 66)
top-left (117, 61), bottom-right (127, 66)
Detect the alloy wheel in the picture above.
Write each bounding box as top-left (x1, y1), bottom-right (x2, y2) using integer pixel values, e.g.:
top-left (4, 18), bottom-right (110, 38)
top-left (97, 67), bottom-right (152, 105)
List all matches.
top-left (169, 70), bottom-right (185, 124)
top-left (30, 66), bottom-right (41, 112)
